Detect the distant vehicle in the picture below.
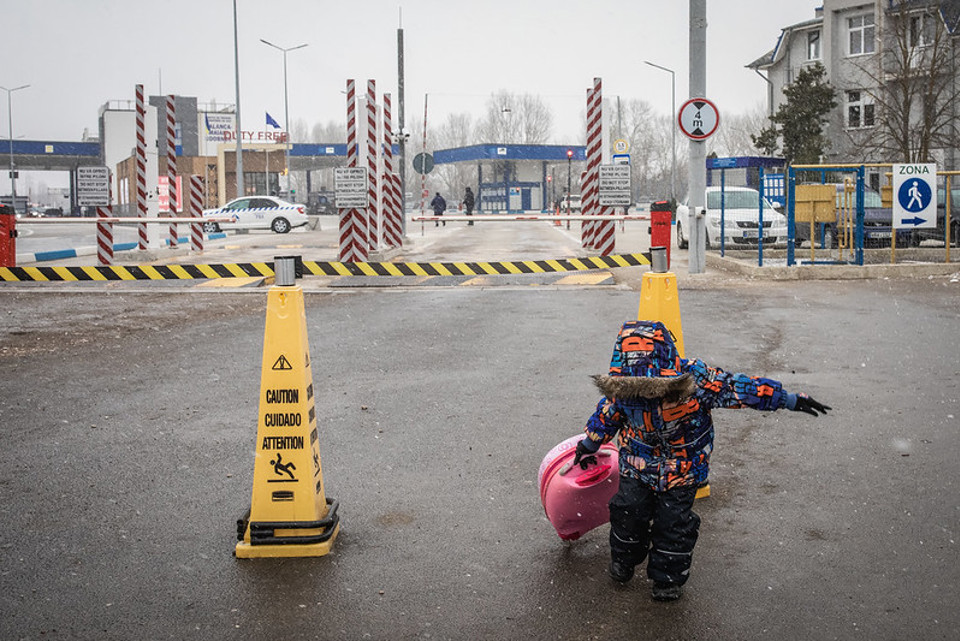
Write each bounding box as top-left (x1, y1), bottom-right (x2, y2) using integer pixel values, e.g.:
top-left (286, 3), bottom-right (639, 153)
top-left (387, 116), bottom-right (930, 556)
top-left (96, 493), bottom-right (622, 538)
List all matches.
top-left (43, 207), bottom-right (63, 218)
top-left (676, 186), bottom-right (788, 249)
top-left (793, 184), bottom-right (938, 249)
top-left (307, 192), bottom-right (334, 215)
top-left (560, 194), bottom-right (582, 212)
top-left (202, 196), bottom-right (307, 234)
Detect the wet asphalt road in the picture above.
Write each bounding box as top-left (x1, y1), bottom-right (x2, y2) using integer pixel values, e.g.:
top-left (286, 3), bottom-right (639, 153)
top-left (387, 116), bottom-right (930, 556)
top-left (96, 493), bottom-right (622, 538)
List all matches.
top-left (1, 250), bottom-right (959, 639)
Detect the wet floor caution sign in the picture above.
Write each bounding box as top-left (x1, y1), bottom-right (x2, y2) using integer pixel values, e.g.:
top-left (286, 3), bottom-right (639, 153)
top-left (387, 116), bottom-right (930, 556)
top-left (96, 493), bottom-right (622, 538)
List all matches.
top-left (235, 268), bottom-right (339, 558)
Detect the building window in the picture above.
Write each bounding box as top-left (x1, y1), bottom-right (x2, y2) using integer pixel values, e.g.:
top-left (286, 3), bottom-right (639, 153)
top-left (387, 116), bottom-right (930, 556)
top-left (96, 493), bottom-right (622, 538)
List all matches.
top-left (847, 91), bottom-right (875, 129)
top-left (906, 14), bottom-right (930, 48)
top-left (807, 30), bottom-right (821, 60)
top-left (848, 13), bottom-right (876, 55)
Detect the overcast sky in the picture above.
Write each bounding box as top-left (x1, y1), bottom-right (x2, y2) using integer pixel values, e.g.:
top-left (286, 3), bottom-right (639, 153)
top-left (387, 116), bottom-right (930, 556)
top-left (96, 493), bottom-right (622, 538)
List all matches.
top-left (5, 0), bottom-right (820, 194)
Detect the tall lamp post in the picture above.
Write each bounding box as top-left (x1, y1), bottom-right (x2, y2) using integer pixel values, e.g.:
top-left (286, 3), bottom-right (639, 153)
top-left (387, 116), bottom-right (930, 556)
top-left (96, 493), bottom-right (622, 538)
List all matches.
top-left (232, 0), bottom-right (244, 198)
top-left (644, 61), bottom-right (676, 201)
top-left (260, 38), bottom-right (308, 198)
top-left (2, 84), bottom-right (30, 213)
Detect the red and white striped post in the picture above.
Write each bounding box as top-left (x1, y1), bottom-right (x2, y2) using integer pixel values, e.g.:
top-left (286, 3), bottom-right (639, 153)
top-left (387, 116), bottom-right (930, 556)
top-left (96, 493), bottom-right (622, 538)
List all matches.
top-left (135, 84), bottom-right (148, 250)
top-left (591, 81), bottom-right (616, 256)
top-left (188, 175), bottom-right (204, 252)
top-left (339, 79), bottom-right (369, 262)
top-left (381, 92), bottom-right (402, 248)
top-left (366, 79), bottom-right (380, 251)
top-left (96, 176), bottom-right (114, 265)
top-left (581, 79), bottom-right (602, 250)
top-left (165, 95), bottom-right (178, 248)
top-left (420, 94), bottom-right (428, 215)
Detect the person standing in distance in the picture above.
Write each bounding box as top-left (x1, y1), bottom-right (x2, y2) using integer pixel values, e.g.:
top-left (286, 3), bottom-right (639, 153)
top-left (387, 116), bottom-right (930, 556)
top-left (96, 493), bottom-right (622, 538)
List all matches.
top-left (431, 192), bottom-right (447, 227)
top-left (463, 186), bottom-right (475, 226)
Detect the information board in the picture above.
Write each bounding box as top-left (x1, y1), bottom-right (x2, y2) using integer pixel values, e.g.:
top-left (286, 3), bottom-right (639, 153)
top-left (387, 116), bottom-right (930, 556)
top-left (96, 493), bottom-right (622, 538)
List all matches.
top-left (335, 167), bottom-right (369, 209)
top-left (76, 166), bottom-right (111, 207)
top-left (598, 165), bottom-right (631, 206)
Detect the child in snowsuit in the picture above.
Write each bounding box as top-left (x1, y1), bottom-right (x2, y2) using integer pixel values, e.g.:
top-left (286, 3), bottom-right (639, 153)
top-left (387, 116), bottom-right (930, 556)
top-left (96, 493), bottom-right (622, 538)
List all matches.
top-left (573, 320), bottom-right (829, 601)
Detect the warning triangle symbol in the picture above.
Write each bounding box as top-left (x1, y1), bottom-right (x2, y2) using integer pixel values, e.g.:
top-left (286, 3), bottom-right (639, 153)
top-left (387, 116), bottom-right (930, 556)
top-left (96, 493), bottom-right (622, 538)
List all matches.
top-left (692, 128), bottom-right (704, 136)
top-left (693, 101), bottom-right (706, 110)
top-left (272, 355), bottom-right (294, 371)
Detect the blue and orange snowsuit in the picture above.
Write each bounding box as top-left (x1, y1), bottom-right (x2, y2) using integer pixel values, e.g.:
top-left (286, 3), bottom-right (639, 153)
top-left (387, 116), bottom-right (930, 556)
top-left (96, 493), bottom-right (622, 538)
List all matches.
top-left (580, 320), bottom-right (795, 586)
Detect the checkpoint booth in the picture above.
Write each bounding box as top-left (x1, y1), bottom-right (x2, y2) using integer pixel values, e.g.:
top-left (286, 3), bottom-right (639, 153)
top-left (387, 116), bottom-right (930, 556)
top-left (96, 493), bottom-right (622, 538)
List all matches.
top-left (707, 156), bottom-right (787, 208)
top-left (433, 144), bottom-right (586, 214)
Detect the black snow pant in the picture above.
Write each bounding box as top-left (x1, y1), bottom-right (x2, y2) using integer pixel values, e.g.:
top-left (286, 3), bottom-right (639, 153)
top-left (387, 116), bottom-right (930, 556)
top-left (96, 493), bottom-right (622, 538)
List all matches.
top-left (608, 476), bottom-right (700, 585)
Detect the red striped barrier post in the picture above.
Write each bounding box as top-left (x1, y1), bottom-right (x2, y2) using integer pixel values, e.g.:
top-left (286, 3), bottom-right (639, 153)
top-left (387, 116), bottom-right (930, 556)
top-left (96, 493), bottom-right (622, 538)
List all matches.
top-left (339, 79), bottom-right (368, 262)
top-left (366, 79), bottom-right (380, 251)
top-left (382, 93), bottom-right (402, 248)
top-left (135, 84), bottom-right (148, 250)
top-left (591, 80), bottom-right (616, 256)
top-left (165, 95), bottom-right (178, 248)
top-left (189, 175), bottom-right (204, 252)
top-left (420, 94), bottom-right (428, 215)
top-left (96, 178), bottom-right (114, 265)
top-left (581, 79), bottom-right (602, 250)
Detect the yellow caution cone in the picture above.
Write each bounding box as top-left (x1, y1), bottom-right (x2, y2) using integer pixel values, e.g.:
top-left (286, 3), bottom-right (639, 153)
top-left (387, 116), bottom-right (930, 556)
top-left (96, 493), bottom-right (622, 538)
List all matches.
top-left (235, 257), bottom-right (339, 558)
top-left (639, 248), bottom-right (709, 497)
top-left (637, 249), bottom-right (685, 358)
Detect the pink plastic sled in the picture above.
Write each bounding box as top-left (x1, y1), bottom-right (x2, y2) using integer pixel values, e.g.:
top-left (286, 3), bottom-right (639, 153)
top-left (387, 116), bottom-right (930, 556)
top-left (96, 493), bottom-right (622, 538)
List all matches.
top-left (538, 434), bottom-right (620, 541)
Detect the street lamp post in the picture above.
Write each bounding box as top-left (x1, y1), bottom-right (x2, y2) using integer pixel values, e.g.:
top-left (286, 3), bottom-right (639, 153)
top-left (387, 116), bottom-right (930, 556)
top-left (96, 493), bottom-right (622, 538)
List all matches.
top-left (644, 61), bottom-right (676, 202)
top-left (260, 38), bottom-right (307, 198)
top-left (2, 84), bottom-right (30, 214)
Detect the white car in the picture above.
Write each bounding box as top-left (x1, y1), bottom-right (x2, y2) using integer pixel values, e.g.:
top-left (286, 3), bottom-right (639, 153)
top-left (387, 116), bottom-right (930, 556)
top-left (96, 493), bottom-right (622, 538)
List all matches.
top-left (676, 186), bottom-right (788, 249)
top-left (560, 194), bottom-right (582, 212)
top-left (202, 196), bottom-right (308, 234)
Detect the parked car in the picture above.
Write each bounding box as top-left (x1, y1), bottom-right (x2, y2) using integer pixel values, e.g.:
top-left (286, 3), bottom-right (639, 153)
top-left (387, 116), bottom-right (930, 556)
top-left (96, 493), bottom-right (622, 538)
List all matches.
top-left (202, 196), bottom-right (307, 234)
top-left (793, 184), bottom-right (943, 249)
top-left (914, 187), bottom-right (960, 246)
top-left (560, 194), bottom-right (582, 212)
top-left (675, 186), bottom-right (788, 249)
top-left (307, 192), bottom-right (335, 215)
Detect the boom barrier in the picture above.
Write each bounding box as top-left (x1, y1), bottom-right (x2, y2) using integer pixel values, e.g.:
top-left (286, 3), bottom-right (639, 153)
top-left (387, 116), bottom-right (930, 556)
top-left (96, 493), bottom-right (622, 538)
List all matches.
top-left (0, 253), bottom-right (650, 282)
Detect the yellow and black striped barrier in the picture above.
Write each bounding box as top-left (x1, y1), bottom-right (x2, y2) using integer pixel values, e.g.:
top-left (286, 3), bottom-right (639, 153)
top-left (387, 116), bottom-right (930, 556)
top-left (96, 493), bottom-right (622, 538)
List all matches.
top-left (0, 253), bottom-right (649, 282)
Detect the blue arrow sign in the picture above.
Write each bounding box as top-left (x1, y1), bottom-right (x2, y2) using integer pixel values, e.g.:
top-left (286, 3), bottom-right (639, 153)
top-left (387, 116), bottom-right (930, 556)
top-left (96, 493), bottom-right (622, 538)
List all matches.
top-left (898, 216), bottom-right (927, 227)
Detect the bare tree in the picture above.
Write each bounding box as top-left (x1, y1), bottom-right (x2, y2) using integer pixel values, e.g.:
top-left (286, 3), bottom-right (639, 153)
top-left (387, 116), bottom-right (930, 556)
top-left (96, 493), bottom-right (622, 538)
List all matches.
top-left (607, 98), bottom-right (686, 200)
top-left (477, 90), bottom-right (553, 143)
top-left (432, 112), bottom-right (477, 199)
top-left (714, 104), bottom-right (770, 157)
top-left (310, 120), bottom-right (344, 143)
top-left (851, 1), bottom-right (959, 163)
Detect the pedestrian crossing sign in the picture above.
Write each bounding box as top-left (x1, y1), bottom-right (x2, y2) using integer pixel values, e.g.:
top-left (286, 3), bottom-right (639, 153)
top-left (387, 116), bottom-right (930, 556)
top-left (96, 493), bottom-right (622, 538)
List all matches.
top-left (893, 163), bottom-right (936, 229)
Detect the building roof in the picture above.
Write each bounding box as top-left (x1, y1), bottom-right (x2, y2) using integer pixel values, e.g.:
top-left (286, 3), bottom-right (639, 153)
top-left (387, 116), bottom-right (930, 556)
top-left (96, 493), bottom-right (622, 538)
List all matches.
top-left (747, 14), bottom-right (822, 70)
top-left (434, 144), bottom-right (586, 165)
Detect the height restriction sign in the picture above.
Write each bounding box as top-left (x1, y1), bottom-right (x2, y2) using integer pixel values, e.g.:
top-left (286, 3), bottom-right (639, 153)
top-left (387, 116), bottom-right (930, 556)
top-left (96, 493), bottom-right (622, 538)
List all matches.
top-left (678, 97), bottom-right (719, 141)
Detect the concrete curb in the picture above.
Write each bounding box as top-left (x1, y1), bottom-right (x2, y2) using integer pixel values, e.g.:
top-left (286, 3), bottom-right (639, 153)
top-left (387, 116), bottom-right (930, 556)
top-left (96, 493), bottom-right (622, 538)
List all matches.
top-left (15, 232), bottom-right (229, 265)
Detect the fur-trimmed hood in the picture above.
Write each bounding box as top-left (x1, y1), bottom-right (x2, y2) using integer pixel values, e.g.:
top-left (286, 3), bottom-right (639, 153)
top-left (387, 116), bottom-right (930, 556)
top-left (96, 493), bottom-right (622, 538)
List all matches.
top-left (592, 373), bottom-right (695, 404)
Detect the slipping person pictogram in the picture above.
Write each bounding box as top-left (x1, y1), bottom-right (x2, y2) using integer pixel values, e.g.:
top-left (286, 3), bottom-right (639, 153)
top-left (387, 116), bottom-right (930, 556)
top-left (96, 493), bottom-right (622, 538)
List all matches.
top-left (573, 320), bottom-right (830, 602)
top-left (270, 453), bottom-right (297, 480)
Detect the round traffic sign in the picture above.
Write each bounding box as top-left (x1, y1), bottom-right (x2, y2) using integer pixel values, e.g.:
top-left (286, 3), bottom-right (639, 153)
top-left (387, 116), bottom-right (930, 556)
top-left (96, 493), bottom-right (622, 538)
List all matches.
top-left (677, 97), bottom-right (720, 141)
top-left (897, 178), bottom-right (932, 213)
top-left (413, 152), bottom-right (434, 175)
top-left (613, 138), bottom-right (629, 154)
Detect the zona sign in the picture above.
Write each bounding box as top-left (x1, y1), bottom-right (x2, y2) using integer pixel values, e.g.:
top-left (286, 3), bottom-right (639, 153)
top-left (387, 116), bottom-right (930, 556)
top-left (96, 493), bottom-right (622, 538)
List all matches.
top-left (678, 97), bottom-right (720, 141)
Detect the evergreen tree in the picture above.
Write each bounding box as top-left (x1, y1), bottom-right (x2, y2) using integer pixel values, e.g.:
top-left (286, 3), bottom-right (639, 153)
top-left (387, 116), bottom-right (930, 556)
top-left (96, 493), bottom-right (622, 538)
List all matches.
top-left (752, 63), bottom-right (837, 164)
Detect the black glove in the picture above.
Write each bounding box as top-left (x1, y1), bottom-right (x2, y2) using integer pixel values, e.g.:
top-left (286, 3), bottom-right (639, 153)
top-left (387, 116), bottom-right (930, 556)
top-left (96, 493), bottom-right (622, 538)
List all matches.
top-left (792, 393), bottom-right (831, 416)
top-left (573, 439), bottom-right (599, 470)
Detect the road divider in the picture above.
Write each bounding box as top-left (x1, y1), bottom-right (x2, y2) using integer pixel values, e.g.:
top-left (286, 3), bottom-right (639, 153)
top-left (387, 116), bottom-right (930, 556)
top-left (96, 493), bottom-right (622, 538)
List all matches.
top-left (0, 253), bottom-right (650, 282)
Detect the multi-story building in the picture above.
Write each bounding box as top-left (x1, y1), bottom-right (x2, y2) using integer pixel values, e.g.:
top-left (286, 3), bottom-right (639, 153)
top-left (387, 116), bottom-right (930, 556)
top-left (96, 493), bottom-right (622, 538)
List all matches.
top-left (749, 0), bottom-right (960, 189)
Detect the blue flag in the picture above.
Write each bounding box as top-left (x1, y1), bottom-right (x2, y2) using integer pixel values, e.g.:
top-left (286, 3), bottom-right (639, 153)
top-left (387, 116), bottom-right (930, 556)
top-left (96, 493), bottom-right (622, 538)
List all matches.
top-left (266, 112), bottom-right (281, 129)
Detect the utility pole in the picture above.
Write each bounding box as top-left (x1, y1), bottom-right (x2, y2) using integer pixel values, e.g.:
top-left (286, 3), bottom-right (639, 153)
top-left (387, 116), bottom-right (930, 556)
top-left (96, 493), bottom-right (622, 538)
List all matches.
top-left (688, 0), bottom-right (707, 274)
top-left (233, 0), bottom-right (244, 199)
